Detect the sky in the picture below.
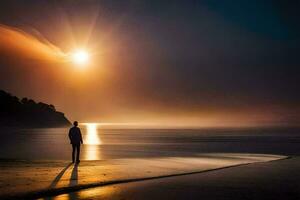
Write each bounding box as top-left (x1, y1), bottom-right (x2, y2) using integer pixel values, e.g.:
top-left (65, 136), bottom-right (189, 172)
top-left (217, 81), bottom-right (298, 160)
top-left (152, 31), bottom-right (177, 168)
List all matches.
top-left (0, 0), bottom-right (299, 127)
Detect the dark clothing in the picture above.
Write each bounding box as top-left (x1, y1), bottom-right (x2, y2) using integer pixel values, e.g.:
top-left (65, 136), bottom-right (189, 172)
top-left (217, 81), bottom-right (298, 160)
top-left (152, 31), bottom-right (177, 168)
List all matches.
top-left (69, 126), bottom-right (83, 162)
top-left (69, 126), bottom-right (83, 145)
top-left (72, 144), bottom-right (81, 163)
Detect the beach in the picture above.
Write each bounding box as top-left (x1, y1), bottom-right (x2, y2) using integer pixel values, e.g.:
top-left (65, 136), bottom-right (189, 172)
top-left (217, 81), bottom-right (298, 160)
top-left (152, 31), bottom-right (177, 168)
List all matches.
top-left (0, 153), bottom-right (287, 199)
top-left (0, 127), bottom-right (299, 199)
top-left (54, 156), bottom-right (299, 200)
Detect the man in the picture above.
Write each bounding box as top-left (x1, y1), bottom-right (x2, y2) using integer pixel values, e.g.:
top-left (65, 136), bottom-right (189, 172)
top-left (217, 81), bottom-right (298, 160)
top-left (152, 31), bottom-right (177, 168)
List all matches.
top-left (68, 121), bottom-right (83, 163)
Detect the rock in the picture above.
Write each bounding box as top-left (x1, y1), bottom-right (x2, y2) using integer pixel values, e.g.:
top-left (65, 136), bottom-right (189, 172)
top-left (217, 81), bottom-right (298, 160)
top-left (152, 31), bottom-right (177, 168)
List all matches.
top-left (0, 90), bottom-right (71, 128)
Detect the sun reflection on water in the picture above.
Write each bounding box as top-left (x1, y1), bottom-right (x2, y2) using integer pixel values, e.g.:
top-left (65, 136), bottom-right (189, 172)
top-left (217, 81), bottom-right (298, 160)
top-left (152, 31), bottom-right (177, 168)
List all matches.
top-left (83, 123), bottom-right (102, 160)
top-left (85, 123), bottom-right (101, 145)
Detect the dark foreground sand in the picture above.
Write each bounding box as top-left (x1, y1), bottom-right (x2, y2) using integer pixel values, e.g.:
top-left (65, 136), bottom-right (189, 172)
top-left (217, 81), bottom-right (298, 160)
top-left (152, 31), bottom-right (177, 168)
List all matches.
top-left (51, 156), bottom-right (300, 200)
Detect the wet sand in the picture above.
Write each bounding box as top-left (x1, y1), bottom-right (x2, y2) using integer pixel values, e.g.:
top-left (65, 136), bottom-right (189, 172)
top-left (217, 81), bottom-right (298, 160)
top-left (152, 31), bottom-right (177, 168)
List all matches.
top-left (55, 156), bottom-right (300, 200)
top-left (0, 153), bottom-right (286, 199)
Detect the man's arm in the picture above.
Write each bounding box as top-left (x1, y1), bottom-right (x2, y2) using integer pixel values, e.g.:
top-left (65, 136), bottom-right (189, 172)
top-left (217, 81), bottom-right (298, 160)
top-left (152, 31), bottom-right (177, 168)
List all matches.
top-left (68, 128), bottom-right (72, 141)
top-left (79, 128), bottom-right (83, 144)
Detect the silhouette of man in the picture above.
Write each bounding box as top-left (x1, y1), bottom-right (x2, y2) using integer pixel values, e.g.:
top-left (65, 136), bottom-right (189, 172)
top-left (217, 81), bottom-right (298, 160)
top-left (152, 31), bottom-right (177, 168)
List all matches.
top-left (68, 121), bottom-right (83, 163)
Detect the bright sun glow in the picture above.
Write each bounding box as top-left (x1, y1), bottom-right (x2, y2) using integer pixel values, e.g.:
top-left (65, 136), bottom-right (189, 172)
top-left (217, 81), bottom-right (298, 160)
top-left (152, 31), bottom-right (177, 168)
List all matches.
top-left (71, 49), bottom-right (89, 65)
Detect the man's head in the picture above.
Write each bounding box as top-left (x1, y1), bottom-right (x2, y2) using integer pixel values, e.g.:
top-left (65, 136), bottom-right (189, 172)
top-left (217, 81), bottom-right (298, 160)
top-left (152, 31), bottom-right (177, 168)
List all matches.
top-left (73, 121), bottom-right (78, 127)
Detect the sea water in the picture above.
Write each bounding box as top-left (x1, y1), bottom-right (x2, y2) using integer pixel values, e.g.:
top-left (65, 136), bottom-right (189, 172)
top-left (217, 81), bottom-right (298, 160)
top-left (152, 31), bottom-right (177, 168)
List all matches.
top-left (0, 124), bottom-right (299, 160)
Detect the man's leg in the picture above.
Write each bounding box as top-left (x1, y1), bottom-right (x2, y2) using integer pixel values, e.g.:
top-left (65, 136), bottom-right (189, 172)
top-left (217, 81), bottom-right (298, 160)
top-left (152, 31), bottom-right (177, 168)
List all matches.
top-left (72, 144), bottom-right (75, 163)
top-left (76, 145), bottom-right (80, 163)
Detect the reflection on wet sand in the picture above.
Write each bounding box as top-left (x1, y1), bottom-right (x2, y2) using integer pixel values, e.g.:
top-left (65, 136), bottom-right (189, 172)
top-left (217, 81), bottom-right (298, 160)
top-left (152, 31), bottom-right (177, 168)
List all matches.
top-left (80, 186), bottom-right (117, 199)
top-left (84, 123), bottom-right (102, 160)
top-left (51, 186), bottom-right (116, 200)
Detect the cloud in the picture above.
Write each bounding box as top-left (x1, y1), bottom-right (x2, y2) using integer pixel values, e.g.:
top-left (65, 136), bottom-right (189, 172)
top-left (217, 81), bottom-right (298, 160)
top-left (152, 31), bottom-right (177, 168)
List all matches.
top-left (0, 24), bottom-right (66, 62)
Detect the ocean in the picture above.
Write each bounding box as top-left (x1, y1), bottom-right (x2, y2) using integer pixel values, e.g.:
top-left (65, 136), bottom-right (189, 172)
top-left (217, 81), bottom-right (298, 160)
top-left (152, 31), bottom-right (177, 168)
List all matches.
top-left (0, 124), bottom-right (299, 160)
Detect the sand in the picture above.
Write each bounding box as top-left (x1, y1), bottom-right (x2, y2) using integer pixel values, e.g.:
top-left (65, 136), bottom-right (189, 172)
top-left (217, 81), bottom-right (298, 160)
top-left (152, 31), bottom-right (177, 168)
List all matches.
top-left (0, 153), bottom-right (286, 199)
top-left (54, 156), bottom-right (300, 200)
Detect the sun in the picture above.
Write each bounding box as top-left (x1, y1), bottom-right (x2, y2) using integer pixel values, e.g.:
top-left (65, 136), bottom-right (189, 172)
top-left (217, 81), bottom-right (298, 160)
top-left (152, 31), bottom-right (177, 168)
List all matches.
top-left (71, 49), bottom-right (89, 66)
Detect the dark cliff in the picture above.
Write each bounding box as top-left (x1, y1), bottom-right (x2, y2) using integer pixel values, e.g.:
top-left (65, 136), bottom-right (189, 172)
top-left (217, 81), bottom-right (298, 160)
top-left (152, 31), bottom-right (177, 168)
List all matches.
top-left (0, 90), bottom-right (71, 127)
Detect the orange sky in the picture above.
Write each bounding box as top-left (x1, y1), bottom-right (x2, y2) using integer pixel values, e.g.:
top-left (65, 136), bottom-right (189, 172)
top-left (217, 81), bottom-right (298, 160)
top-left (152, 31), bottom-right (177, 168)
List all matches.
top-left (0, 22), bottom-right (299, 128)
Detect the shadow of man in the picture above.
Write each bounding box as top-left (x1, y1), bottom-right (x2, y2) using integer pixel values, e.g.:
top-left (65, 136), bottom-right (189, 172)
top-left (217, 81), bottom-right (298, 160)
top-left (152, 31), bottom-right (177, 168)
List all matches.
top-left (68, 163), bottom-right (79, 200)
top-left (69, 163), bottom-right (78, 186)
top-left (49, 163), bottom-right (73, 188)
top-left (45, 163), bottom-right (72, 200)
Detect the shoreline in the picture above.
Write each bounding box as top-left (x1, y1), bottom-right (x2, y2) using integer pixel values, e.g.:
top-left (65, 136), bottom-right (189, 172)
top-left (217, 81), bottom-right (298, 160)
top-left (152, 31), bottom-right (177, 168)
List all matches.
top-left (62, 156), bottom-right (299, 200)
top-left (0, 154), bottom-right (287, 200)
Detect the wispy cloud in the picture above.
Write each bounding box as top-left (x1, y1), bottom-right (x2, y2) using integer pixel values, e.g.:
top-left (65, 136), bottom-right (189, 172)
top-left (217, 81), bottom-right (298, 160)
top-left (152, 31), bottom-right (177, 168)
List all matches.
top-left (0, 24), bottom-right (66, 62)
